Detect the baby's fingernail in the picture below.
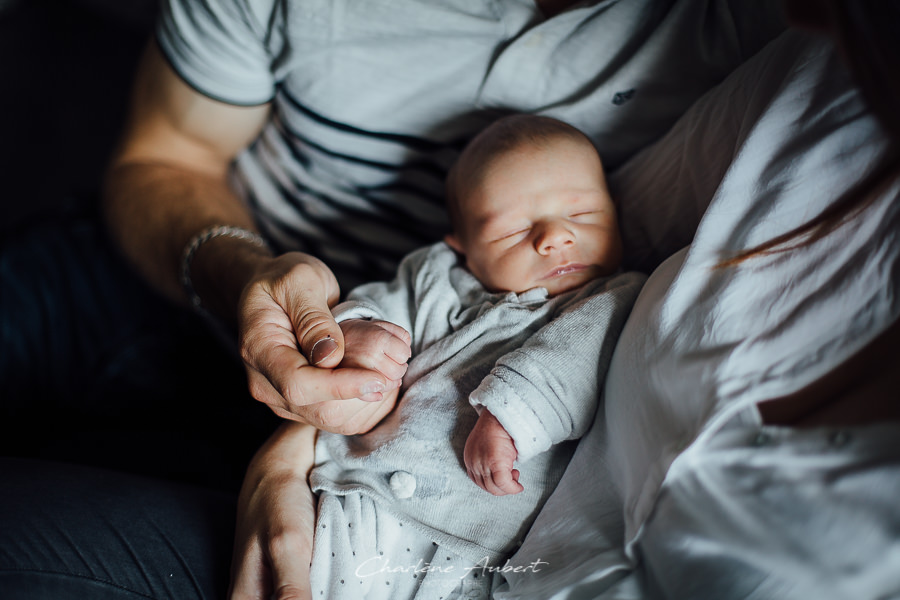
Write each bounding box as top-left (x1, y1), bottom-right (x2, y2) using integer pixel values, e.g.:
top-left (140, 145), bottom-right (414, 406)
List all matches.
top-left (311, 337), bottom-right (338, 365)
top-left (360, 380), bottom-right (385, 395)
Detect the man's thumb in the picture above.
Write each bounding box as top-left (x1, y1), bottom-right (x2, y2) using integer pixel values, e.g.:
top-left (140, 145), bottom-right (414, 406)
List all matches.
top-left (309, 334), bottom-right (342, 367)
top-left (293, 307), bottom-right (345, 368)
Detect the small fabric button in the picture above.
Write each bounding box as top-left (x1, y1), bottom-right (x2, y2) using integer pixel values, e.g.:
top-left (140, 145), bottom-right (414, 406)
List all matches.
top-left (829, 430), bottom-right (851, 447)
top-left (752, 432), bottom-right (772, 446)
top-left (389, 471), bottom-right (416, 499)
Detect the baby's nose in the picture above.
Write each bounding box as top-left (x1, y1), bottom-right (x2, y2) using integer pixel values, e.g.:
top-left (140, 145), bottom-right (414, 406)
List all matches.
top-left (536, 221), bottom-right (575, 253)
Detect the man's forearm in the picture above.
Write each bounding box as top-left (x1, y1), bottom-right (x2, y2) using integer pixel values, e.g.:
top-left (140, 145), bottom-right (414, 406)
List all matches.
top-left (100, 40), bottom-right (395, 430)
top-left (101, 40), bottom-right (273, 322)
top-left (102, 160), bottom-right (271, 322)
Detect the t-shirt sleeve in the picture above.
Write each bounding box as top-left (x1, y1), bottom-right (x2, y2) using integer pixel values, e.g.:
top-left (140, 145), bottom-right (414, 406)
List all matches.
top-left (156, 0), bottom-right (278, 105)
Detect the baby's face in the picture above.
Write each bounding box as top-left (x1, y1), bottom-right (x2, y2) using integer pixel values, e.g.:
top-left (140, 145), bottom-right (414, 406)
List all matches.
top-left (447, 137), bottom-right (622, 296)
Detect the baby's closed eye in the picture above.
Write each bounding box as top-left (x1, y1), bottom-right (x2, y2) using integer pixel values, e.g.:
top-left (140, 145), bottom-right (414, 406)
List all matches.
top-left (490, 226), bottom-right (532, 244)
top-left (569, 210), bottom-right (601, 221)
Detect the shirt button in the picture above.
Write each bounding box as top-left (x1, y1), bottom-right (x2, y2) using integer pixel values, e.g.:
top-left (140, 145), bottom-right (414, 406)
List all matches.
top-left (829, 430), bottom-right (851, 447)
top-left (752, 432), bottom-right (772, 446)
top-left (389, 471), bottom-right (416, 499)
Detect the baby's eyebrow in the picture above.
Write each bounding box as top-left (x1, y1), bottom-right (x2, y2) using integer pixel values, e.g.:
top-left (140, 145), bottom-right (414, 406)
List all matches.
top-left (471, 211), bottom-right (504, 232)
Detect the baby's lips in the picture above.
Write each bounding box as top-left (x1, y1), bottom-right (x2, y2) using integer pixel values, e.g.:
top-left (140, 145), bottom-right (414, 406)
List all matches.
top-left (541, 262), bottom-right (588, 280)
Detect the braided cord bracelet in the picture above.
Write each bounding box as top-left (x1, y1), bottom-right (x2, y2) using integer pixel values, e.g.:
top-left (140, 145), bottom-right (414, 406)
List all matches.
top-left (180, 225), bottom-right (271, 311)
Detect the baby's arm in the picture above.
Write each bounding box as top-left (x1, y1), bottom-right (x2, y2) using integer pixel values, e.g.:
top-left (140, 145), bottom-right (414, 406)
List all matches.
top-left (470, 272), bottom-right (647, 461)
top-left (463, 409), bottom-right (524, 496)
top-left (338, 318), bottom-right (411, 401)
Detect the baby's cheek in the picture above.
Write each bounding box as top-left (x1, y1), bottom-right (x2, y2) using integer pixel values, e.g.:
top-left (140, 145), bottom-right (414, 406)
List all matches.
top-left (490, 257), bottom-right (534, 293)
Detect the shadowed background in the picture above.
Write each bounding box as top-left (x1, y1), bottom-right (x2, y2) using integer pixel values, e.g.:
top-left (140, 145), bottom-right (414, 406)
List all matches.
top-left (0, 0), bottom-right (279, 491)
top-left (1, 0), bottom-right (155, 234)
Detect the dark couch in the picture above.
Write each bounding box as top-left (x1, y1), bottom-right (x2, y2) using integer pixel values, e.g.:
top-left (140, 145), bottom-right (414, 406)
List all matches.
top-left (1, 0), bottom-right (156, 235)
top-left (1, 0), bottom-right (278, 491)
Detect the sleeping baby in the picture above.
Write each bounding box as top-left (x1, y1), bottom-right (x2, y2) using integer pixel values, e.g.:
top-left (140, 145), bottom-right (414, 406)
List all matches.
top-left (308, 114), bottom-right (646, 599)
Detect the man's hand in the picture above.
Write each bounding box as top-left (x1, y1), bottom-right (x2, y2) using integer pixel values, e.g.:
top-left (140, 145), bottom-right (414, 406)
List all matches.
top-left (464, 410), bottom-right (524, 496)
top-left (239, 252), bottom-right (397, 433)
top-left (104, 42), bottom-right (397, 436)
top-left (229, 423), bottom-right (317, 600)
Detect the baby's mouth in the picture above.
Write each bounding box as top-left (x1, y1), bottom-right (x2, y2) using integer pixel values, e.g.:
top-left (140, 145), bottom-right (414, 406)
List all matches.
top-left (542, 263), bottom-right (588, 279)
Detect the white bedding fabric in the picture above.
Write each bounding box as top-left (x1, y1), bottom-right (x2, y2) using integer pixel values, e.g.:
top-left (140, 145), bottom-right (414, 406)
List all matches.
top-left (495, 30), bottom-right (900, 600)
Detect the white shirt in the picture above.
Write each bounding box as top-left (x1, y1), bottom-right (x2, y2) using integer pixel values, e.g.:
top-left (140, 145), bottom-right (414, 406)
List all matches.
top-left (498, 30), bottom-right (900, 600)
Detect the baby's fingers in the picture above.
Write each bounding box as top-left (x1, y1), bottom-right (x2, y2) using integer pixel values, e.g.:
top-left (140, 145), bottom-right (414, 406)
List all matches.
top-left (488, 467), bottom-right (524, 496)
top-left (340, 319), bottom-right (411, 380)
top-left (370, 321), bottom-right (412, 365)
top-left (467, 465), bottom-right (523, 496)
top-left (370, 320), bottom-right (411, 347)
top-left (466, 467), bottom-right (490, 494)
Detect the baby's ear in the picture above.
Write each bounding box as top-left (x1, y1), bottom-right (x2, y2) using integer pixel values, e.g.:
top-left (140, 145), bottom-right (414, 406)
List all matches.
top-left (444, 233), bottom-right (464, 255)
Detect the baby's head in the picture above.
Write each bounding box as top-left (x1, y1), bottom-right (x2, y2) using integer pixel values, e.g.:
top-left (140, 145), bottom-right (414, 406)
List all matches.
top-left (445, 115), bottom-right (623, 296)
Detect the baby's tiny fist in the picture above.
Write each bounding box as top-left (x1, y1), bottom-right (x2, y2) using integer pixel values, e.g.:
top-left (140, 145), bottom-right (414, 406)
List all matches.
top-left (464, 411), bottom-right (524, 496)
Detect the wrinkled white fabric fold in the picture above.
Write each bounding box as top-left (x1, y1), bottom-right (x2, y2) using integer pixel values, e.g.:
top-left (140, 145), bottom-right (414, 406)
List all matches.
top-left (501, 30), bottom-right (900, 599)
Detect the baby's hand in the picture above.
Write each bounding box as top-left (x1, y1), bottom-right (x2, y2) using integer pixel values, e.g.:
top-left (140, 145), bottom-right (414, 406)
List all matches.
top-left (464, 410), bottom-right (524, 496)
top-left (338, 319), bottom-right (411, 394)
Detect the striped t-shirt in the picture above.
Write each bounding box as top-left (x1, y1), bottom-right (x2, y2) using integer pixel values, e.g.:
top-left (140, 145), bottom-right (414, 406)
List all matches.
top-left (157, 0), bottom-right (786, 291)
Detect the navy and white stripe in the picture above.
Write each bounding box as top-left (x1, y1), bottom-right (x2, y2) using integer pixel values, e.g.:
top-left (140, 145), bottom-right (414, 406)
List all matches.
top-left (236, 95), bottom-right (464, 289)
top-left (160, 0), bottom-right (788, 291)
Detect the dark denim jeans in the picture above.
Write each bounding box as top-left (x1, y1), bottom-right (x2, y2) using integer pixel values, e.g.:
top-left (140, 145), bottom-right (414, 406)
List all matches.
top-left (0, 217), bottom-right (280, 598)
top-left (0, 457), bottom-right (235, 599)
top-left (0, 216), bottom-right (279, 487)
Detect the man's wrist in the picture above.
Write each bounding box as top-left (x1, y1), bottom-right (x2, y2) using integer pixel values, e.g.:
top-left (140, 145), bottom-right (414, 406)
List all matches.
top-left (181, 226), bottom-right (270, 309)
top-left (186, 227), bottom-right (274, 323)
top-left (251, 423), bottom-right (318, 477)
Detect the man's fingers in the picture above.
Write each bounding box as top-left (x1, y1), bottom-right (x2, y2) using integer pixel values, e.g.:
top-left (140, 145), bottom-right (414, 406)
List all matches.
top-left (302, 365), bottom-right (387, 404)
top-left (301, 394), bottom-right (397, 435)
top-left (228, 536), bottom-right (270, 600)
top-left (247, 353), bottom-right (388, 413)
top-left (246, 367), bottom-right (302, 421)
top-left (268, 531), bottom-right (314, 600)
top-left (240, 253), bottom-right (345, 369)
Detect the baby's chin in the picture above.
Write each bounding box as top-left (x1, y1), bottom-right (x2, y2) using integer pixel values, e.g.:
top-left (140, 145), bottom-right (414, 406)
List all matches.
top-left (543, 281), bottom-right (585, 297)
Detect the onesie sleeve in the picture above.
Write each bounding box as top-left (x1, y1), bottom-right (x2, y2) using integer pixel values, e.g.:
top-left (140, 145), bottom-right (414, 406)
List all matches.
top-left (156, 0), bottom-right (279, 105)
top-left (332, 259), bottom-right (419, 336)
top-left (470, 271), bottom-right (646, 462)
top-left (332, 243), bottom-right (456, 342)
